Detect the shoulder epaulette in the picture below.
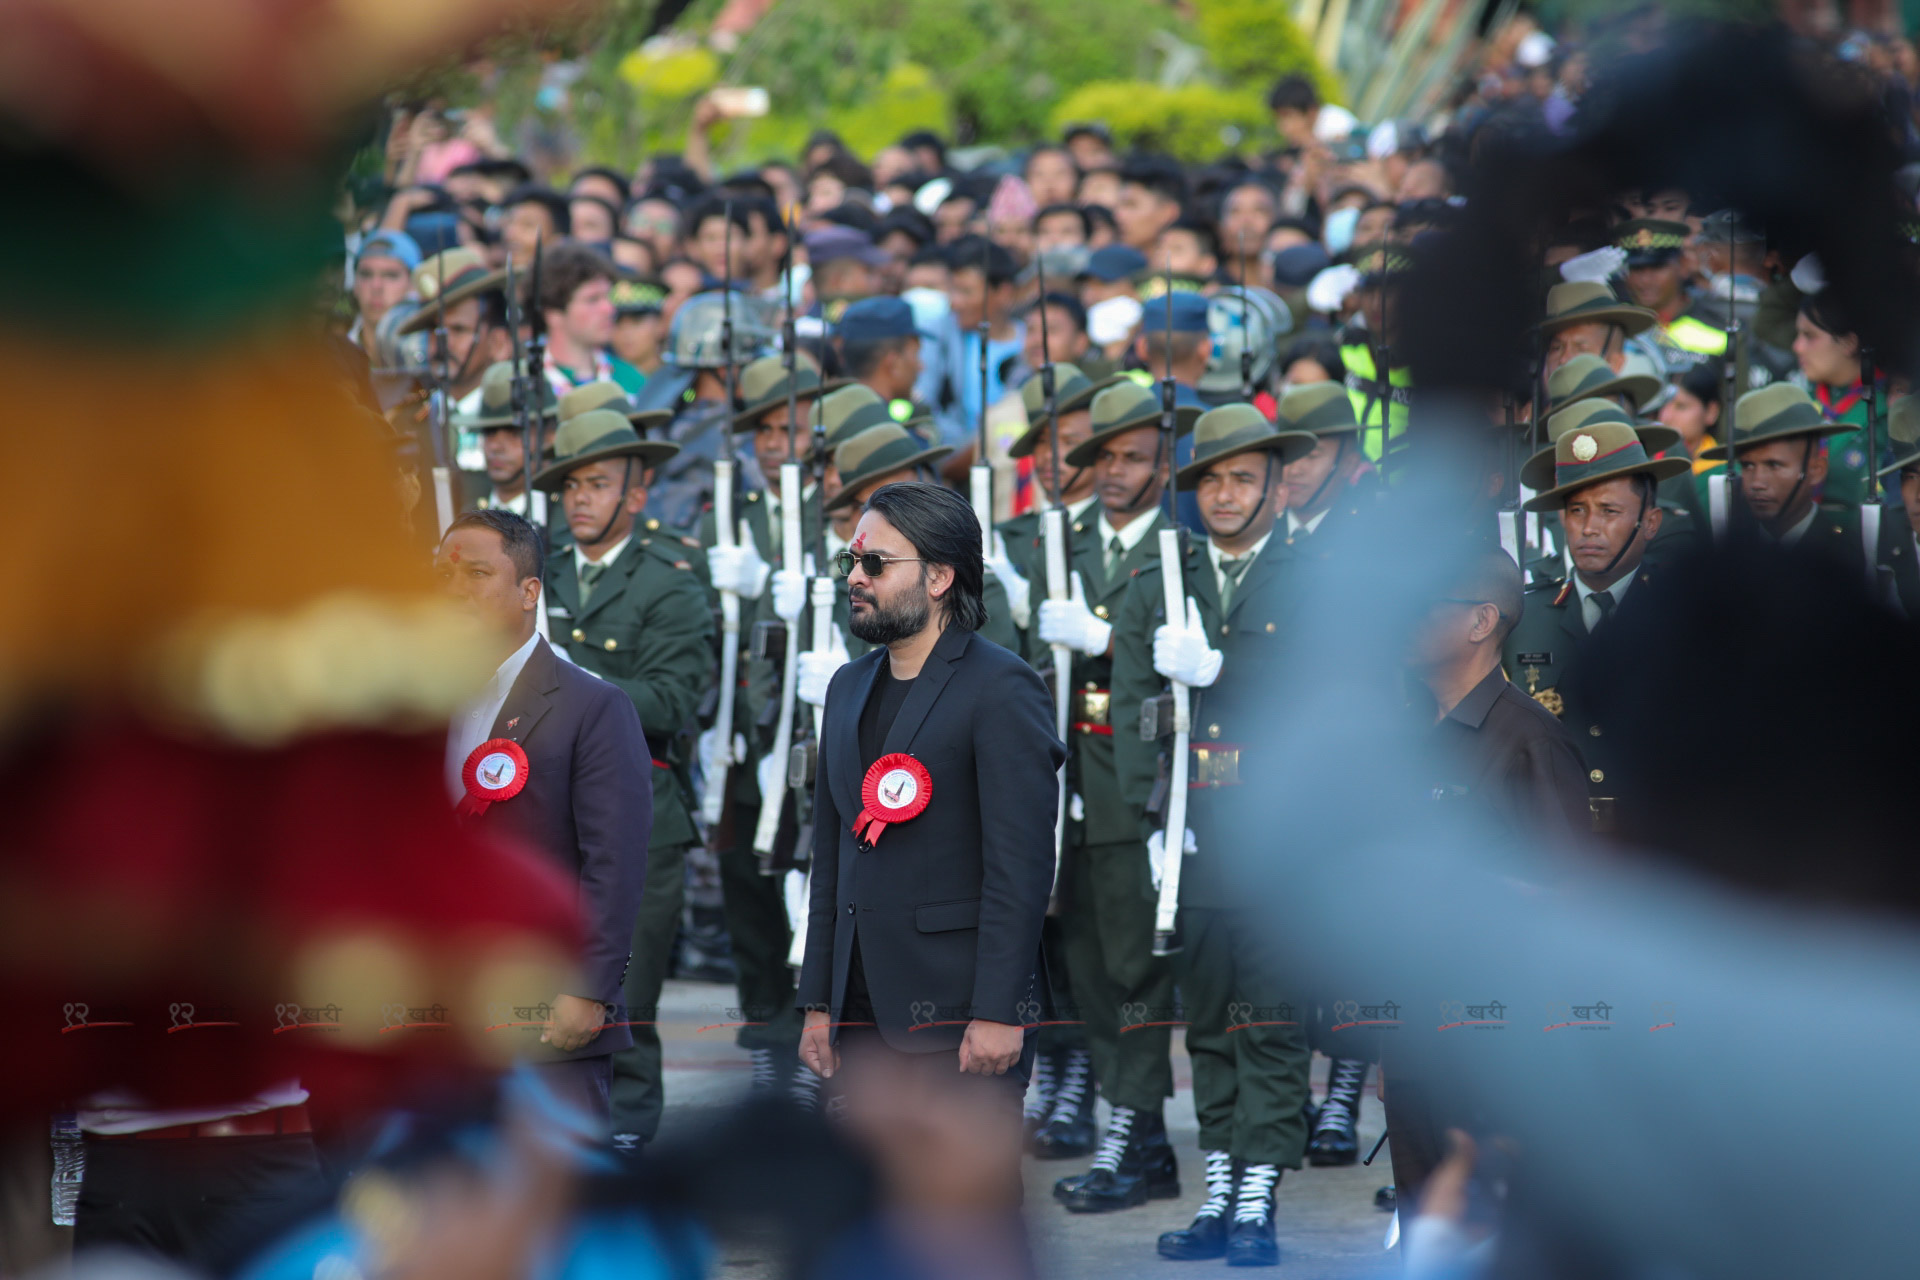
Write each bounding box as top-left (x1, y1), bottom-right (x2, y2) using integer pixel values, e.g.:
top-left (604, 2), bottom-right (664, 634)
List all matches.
top-left (1551, 580), bottom-right (1573, 607)
top-left (680, 535), bottom-right (701, 548)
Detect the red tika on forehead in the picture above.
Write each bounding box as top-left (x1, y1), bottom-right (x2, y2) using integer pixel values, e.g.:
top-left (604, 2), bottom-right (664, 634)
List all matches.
top-left (850, 532), bottom-right (867, 553)
top-left (449, 549), bottom-right (461, 563)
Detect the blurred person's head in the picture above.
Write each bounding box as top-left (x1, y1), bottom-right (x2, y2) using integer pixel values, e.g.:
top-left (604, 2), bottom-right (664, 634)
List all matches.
top-left (684, 196), bottom-right (752, 281)
top-left (870, 145), bottom-right (916, 190)
top-left (501, 186), bottom-right (569, 266)
top-left (438, 509), bottom-right (543, 652)
top-left (625, 195), bottom-right (683, 259)
top-left (1266, 74), bottom-right (1322, 147)
top-left (1218, 182), bottom-right (1279, 262)
top-left (905, 246), bottom-right (950, 294)
top-left (803, 130), bottom-right (849, 172)
top-left (1560, 473), bottom-right (1663, 590)
top-left (1660, 360), bottom-right (1724, 451)
top-left (353, 231), bottom-right (419, 327)
top-left (1025, 144), bottom-right (1080, 208)
top-left (1115, 157), bottom-right (1187, 252)
top-left (1157, 218), bottom-right (1219, 280)
top-left (1077, 166), bottom-right (1123, 211)
top-left (1794, 293), bottom-right (1863, 388)
top-left (537, 243), bottom-right (618, 358)
top-left (1265, 217), bottom-right (1316, 257)
top-left (899, 130), bottom-right (948, 176)
top-left (1063, 122), bottom-right (1115, 171)
top-left (569, 166), bottom-right (630, 210)
top-left (1083, 202), bottom-right (1119, 249)
top-left (1078, 244), bottom-right (1146, 306)
top-left (934, 193), bottom-right (980, 243)
top-left (1279, 336), bottom-right (1345, 389)
top-left (947, 237), bottom-right (1016, 331)
top-left (838, 296), bottom-right (924, 401)
top-left (1022, 292), bottom-right (1090, 371)
top-left (1034, 204), bottom-right (1092, 252)
top-left (568, 195), bottom-right (618, 245)
top-left (610, 234), bottom-right (659, 278)
top-left (1354, 202), bottom-right (1397, 247)
top-left (659, 258), bottom-right (707, 327)
top-left (1406, 547), bottom-right (1522, 691)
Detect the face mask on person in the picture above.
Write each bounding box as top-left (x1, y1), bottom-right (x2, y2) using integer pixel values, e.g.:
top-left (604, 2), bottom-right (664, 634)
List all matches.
top-left (1323, 206), bottom-right (1361, 255)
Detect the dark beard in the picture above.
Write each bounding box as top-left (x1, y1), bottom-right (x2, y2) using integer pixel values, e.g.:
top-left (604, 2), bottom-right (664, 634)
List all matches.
top-left (849, 581), bottom-right (931, 645)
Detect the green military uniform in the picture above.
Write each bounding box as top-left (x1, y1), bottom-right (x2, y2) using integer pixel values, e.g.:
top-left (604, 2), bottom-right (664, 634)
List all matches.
top-left (1505, 412), bottom-right (1692, 832)
top-left (1874, 397), bottom-right (1920, 619)
top-left (1023, 382), bottom-right (1180, 1127)
top-left (1520, 399), bottom-right (1701, 573)
top-left (1700, 383), bottom-right (1869, 573)
top-left (532, 411), bottom-right (713, 1147)
top-left (1109, 405), bottom-right (1318, 1263)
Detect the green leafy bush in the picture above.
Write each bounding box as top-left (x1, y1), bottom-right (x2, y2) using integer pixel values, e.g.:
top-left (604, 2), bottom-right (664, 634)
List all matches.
top-left (1048, 81), bottom-right (1271, 160)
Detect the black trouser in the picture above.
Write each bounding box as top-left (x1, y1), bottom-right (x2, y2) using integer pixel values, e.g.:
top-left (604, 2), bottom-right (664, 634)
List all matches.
top-left (534, 1054), bottom-right (615, 1124)
top-left (717, 800), bottom-right (802, 1052)
top-left (76, 1133), bottom-right (325, 1270)
top-left (610, 840), bottom-right (690, 1143)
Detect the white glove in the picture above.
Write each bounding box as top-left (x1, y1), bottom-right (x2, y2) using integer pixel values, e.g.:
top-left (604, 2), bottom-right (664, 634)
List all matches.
top-left (770, 568), bottom-right (807, 623)
top-left (797, 630), bottom-right (850, 708)
top-left (756, 751), bottom-right (782, 799)
top-left (1145, 827), bottom-right (1197, 890)
top-left (708, 533), bottom-right (769, 598)
top-left (1153, 597), bottom-right (1223, 688)
top-left (698, 727), bottom-right (747, 776)
top-left (985, 532), bottom-right (1032, 630)
top-left (1037, 572), bottom-right (1112, 655)
top-left (1558, 245), bottom-right (1625, 284)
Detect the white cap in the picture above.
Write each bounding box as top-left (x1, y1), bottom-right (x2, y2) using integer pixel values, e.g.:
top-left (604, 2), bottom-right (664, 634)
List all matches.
top-left (912, 176), bottom-right (953, 217)
top-left (1366, 121), bottom-right (1400, 161)
top-left (1313, 104), bottom-right (1359, 143)
top-left (1087, 295), bottom-right (1145, 346)
top-left (1516, 31), bottom-right (1556, 69)
top-left (1790, 253), bottom-right (1826, 295)
top-left (1305, 264), bottom-right (1362, 315)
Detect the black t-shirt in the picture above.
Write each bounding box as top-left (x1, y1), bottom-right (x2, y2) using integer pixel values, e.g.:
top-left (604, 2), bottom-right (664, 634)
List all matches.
top-left (844, 655), bottom-right (917, 1023)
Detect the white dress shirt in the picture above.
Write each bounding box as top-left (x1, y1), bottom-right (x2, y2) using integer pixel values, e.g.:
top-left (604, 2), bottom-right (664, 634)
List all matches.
top-left (1208, 531), bottom-right (1274, 602)
top-left (446, 630), bottom-right (541, 802)
top-left (574, 534), bottom-right (632, 583)
top-left (1097, 506), bottom-right (1158, 576)
top-left (1575, 568), bottom-right (1636, 633)
top-left (1286, 506), bottom-right (1332, 538)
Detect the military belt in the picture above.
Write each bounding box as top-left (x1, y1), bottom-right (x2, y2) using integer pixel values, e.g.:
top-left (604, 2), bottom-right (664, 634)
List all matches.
top-left (1189, 743), bottom-right (1244, 788)
top-left (1071, 688), bottom-right (1111, 731)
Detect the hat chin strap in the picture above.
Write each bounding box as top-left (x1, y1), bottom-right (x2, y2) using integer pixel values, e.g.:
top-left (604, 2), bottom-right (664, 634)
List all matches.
top-left (582, 457), bottom-right (636, 549)
top-left (1296, 436), bottom-right (1348, 520)
top-left (1757, 437), bottom-right (1816, 536)
top-left (1213, 453), bottom-right (1276, 543)
top-left (1118, 430), bottom-right (1168, 518)
top-left (1588, 485), bottom-right (1649, 585)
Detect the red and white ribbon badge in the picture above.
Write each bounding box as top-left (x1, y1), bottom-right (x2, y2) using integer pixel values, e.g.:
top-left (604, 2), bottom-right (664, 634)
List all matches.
top-left (458, 738), bottom-right (529, 819)
top-left (852, 753), bottom-right (932, 848)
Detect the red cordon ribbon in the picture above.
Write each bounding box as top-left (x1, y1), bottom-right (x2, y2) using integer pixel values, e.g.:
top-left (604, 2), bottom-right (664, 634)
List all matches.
top-left (852, 753), bottom-right (932, 848)
top-left (457, 739), bottom-right (529, 820)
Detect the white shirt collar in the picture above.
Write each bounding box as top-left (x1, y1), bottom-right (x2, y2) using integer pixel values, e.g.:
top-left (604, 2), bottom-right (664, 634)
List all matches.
top-left (486, 490), bottom-right (530, 516)
top-left (1575, 568), bottom-right (1636, 630)
top-left (1097, 507), bottom-right (1159, 556)
top-left (1209, 530), bottom-right (1275, 593)
top-left (574, 533), bottom-right (633, 579)
top-left (1286, 507), bottom-right (1331, 537)
top-left (446, 630), bottom-right (541, 802)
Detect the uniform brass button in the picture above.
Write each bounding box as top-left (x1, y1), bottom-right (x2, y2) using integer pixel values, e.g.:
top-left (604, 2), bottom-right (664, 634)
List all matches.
top-left (1220, 623), bottom-right (1230, 634)
top-left (1265, 623), bottom-right (1276, 633)
top-left (1094, 605), bottom-right (1109, 619)
top-left (1084, 681), bottom-right (1098, 691)
top-left (571, 629), bottom-right (585, 643)
top-left (604, 638), bottom-right (618, 651)
top-left (647, 518), bottom-right (660, 530)
top-left (1589, 769), bottom-right (1604, 783)
top-left (1208, 724), bottom-right (1220, 739)
top-left (1588, 724), bottom-right (1602, 737)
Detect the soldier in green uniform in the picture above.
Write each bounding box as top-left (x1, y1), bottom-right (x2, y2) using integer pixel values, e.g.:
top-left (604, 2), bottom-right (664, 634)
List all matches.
top-left (531, 409), bottom-right (715, 1156)
top-left (1537, 281), bottom-right (1662, 384)
top-left (1273, 382), bottom-right (1381, 555)
top-left (1540, 355), bottom-right (1703, 535)
top-left (1026, 380), bottom-right (1185, 1215)
top-left (1874, 395), bottom-right (1920, 618)
top-left (456, 361), bottom-right (562, 524)
top-left (1520, 399), bottom-right (1698, 574)
top-left (1109, 405), bottom-right (1315, 1266)
top-left (1700, 383), bottom-right (1867, 571)
top-left (1502, 413), bottom-right (1691, 833)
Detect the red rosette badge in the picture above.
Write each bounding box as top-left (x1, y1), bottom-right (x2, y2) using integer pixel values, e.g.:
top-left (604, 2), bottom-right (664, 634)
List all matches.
top-left (853, 753), bottom-right (932, 849)
top-left (458, 739), bottom-right (529, 820)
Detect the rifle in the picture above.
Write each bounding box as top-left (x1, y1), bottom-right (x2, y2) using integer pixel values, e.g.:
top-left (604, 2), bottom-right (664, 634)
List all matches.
top-left (754, 206), bottom-right (810, 868)
top-left (503, 248), bottom-right (550, 641)
top-left (1150, 263), bottom-right (1190, 957)
top-left (970, 238), bottom-right (994, 557)
top-left (424, 252), bottom-right (456, 535)
top-left (788, 305), bottom-right (836, 969)
top-left (1708, 212), bottom-right (1743, 543)
top-left (706, 205), bottom-right (745, 827)
top-left (1861, 337), bottom-right (1882, 588)
top-left (1237, 231), bottom-right (1256, 403)
top-left (1035, 248), bottom-right (1074, 887)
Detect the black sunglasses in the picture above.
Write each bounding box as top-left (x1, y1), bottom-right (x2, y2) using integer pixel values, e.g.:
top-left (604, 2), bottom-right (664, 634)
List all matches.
top-left (833, 550), bottom-right (924, 579)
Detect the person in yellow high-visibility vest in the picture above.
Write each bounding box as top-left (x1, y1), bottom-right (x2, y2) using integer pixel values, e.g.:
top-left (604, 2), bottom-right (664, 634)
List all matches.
top-left (1334, 242), bottom-right (1412, 474)
top-left (1617, 217), bottom-right (1725, 361)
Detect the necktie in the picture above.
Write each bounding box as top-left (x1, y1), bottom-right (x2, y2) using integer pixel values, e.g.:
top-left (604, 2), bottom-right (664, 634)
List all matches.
top-left (1106, 534), bottom-right (1125, 577)
top-left (1590, 588), bottom-right (1615, 623)
top-left (1219, 555), bottom-right (1252, 608)
top-left (579, 560), bottom-right (607, 608)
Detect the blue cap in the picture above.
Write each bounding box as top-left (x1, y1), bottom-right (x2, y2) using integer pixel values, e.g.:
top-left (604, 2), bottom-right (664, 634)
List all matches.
top-left (356, 229), bottom-right (421, 274)
top-left (806, 225), bottom-right (889, 268)
top-left (1158, 290), bottom-right (1211, 334)
top-left (836, 296), bottom-right (919, 342)
top-left (1081, 244), bottom-right (1148, 283)
top-left (1270, 243), bottom-right (1331, 288)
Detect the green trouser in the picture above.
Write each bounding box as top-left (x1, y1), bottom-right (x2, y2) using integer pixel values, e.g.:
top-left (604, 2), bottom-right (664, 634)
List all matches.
top-left (609, 840), bottom-right (689, 1143)
top-left (716, 801), bottom-right (801, 1051)
top-left (1061, 838), bottom-right (1175, 1112)
top-left (1036, 915), bottom-right (1088, 1056)
top-left (1175, 905), bottom-right (1311, 1167)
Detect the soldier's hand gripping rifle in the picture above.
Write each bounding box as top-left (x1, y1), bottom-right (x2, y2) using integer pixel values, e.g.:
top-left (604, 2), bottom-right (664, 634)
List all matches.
top-left (503, 248), bottom-right (550, 640)
top-left (753, 208), bottom-right (811, 868)
top-left (1035, 247), bottom-right (1074, 883)
top-left (1150, 268), bottom-right (1191, 957)
top-left (424, 252), bottom-right (457, 535)
top-left (706, 205), bottom-right (746, 826)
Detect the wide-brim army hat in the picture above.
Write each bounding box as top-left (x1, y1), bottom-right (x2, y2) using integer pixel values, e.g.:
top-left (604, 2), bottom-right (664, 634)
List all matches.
top-left (730, 354), bottom-right (849, 432)
top-left (531, 409), bottom-right (681, 491)
top-left (1009, 363), bottom-right (1126, 459)
top-left (824, 423), bottom-right (953, 511)
top-left (1544, 353), bottom-right (1661, 416)
top-left (558, 380), bottom-right (671, 433)
top-left (1519, 399), bottom-right (1681, 491)
top-left (1536, 281), bottom-right (1657, 339)
top-left (452, 360), bottom-right (559, 430)
top-left (1876, 394), bottom-right (1920, 477)
top-left (1699, 383), bottom-right (1851, 460)
top-left (1522, 415), bottom-right (1690, 511)
top-left (1062, 380), bottom-right (1199, 468)
top-left (812, 384), bottom-right (896, 452)
top-left (1174, 404), bottom-right (1316, 485)
top-left (395, 248), bottom-right (508, 336)
top-left (1348, 240), bottom-right (1412, 287)
top-left (1276, 380), bottom-right (1360, 435)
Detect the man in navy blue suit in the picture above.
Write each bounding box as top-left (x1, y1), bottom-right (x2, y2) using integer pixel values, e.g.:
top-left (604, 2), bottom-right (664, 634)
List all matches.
top-left (440, 509), bottom-right (652, 1121)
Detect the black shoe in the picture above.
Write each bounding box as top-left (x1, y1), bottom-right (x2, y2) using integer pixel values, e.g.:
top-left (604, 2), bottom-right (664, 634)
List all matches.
top-left (1031, 1048), bottom-right (1096, 1159)
top-left (1059, 1107), bottom-right (1179, 1213)
top-left (1374, 1185), bottom-right (1396, 1212)
top-left (1156, 1150), bottom-right (1234, 1259)
top-left (1023, 1048), bottom-right (1059, 1142)
top-left (1307, 1058), bottom-right (1366, 1166)
top-left (1224, 1164), bottom-right (1281, 1267)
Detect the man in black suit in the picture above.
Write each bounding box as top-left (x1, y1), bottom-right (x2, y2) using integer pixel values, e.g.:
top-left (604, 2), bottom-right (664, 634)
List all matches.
top-left (439, 509), bottom-right (652, 1121)
top-left (797, 482), bottom-right (1065, 1111)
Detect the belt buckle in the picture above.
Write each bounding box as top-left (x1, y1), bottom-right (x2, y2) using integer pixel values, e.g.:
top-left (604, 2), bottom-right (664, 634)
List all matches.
top-left (1074, 689), bottom-right (1111, 726)
top-left (1191, 745), bottom-right (1241, 787)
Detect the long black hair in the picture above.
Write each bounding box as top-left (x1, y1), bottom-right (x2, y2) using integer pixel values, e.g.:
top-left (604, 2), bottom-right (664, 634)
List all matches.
top-left (862, 482), bottom-right (988, 632)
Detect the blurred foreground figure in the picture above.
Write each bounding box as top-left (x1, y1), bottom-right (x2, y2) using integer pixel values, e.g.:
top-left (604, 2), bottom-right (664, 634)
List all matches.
top-left (797, 483), bottom-right (1063, 1247)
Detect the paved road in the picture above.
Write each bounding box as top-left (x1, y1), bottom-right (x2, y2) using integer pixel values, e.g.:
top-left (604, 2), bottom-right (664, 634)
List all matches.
top-left (654, 979), bottom-right (1397, 1278)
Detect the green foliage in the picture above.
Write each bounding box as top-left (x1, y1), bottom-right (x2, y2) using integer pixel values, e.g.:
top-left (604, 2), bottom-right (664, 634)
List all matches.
top-left (1048, 81), bottom-right (1271, 161)
top-left (1193, 0), bottom-right (1342, 104)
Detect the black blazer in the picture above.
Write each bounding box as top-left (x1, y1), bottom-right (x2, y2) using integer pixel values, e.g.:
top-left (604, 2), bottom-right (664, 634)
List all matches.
top-left (474, 636), bottom-right (652, 1059)
top-left (797, 625), bottom-right (1065, 1052)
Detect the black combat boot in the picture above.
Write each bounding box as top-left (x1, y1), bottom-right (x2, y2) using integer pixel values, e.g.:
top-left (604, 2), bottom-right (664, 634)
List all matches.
top-left (1224, 1163), bottom-right (1281, 1267)
top-left (1306, 1058), bottom-right (1367, 1166)
top-left (1022, 1046), bottom-right (1059, 1144)
top-left (1156, 1149), bottom-right (1234, 1259)
top-left (1058, 1106), bottom-right (1179, 1213)
top-left (1031, 1047), bottom-right (1096, 1159)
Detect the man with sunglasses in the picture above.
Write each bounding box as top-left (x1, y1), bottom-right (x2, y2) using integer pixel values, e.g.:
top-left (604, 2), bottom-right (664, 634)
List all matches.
top-left (1109, 404), bottom-right (1317, 1265)
top-left (796, 482), bottom-right (1064, 1192)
